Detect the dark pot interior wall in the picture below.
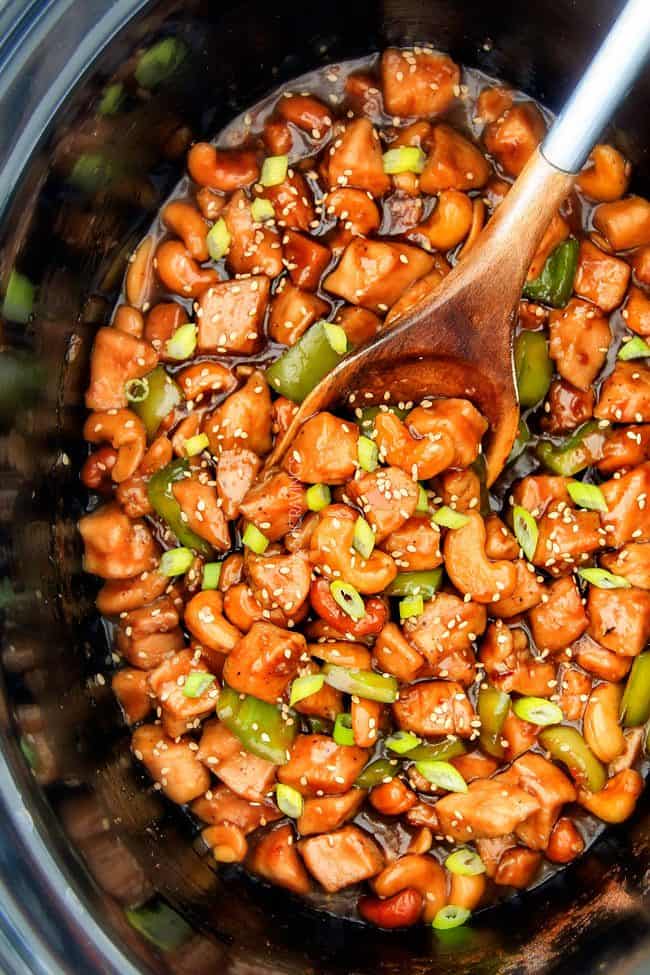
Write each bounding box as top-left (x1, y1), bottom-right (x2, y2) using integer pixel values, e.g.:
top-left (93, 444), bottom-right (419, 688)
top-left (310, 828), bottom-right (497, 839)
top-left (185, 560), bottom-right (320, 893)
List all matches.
top-left (1, 0), bottom-right (650, 972)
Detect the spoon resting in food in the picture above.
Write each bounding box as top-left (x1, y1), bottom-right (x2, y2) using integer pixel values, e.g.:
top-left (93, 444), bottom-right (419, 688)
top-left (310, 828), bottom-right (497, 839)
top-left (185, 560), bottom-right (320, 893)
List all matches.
top-left (267, 0), bottom-right (650, 485)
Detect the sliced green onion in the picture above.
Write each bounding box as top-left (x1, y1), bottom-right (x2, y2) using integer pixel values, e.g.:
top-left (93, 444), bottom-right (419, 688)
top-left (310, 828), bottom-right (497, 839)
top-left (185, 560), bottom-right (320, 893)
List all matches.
top-left (408, 738), bottom-right (467, 762)
top-left (125, 899), bottom-right (192, 951)
top-left (202, 562), bottom-right (222, 590)
top-left (323, 321), bottom-right (348, 356)
top-left (445, 849), bottom-right (486, 877)
top-left (289, 673), bottom-right (325, 706)
top-left (2, 269), bottom-right (35, 324)
top-left (355, 758), bottom-right (398, 789)
top-left (385, 730), bottom-right (422, 754)
top-left (386, 569), bottom-right (443, 600)
top-left (353, 516), bottom-right (375, 559)
top-left (165, 322), bottom-right (197, 360)
top-left (135, 38), bottom-right (187, 89)
top-left (251, 197), bottom-right (276, 223)
top-left (513, 505), bottom-right (538, 562)
top-left (125, 376), bottom-right (149, 403)
top-left (306, 483), bottom-right (331, 511)
top-left (242, 523), bottom-right (269, 554)
top-left (618, 336), bottom-right (650, 361)
top-left (414, 760), bottom-right (468, 793)
top-left (183, 671), bottom-right (216, 698)
top-left (567, 480), bottom-right (607, 512)
top-left (432, 905), bottom-right (471, 931)
top-left (275, 783), bottom-right (304, 819)
top-left (159, 547), bottom-right (194, 576)
top-left (578, 567), bottom-right (631, 589)
top-left (206, 218), bottom-right (231, 261)
top-left (260, 155), bottom-right (289, 187)
top-left (416, 484), bottom-right (429, 513)
top-left (357, 435), bottom-right (379, 473)
top-left (184, 432), bottom-right (210, 456)
top-left (382, 146), bottom-right (426, 175)
top-left (99, 82), bottom-right (125, 115)
top-left (330, 580), bottom-right (365, 620)
top-left (513, 696), bottom-right (563, 726)
top-left (333, 713), bottom-right (355, 746)
top-left (399, 594), bottom-right (424, 619)
top-left (323, 664), bottom-right (398, 703)
top-left (69, 153), bottom-right (114, 192)
top-left (432, 506), bottom-right (469, 530)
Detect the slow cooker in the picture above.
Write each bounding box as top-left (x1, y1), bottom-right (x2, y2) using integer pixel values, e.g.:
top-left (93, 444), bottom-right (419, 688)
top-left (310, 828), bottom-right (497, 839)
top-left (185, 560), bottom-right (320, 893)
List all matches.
top-left (1, 0), bottom-right (650, 971)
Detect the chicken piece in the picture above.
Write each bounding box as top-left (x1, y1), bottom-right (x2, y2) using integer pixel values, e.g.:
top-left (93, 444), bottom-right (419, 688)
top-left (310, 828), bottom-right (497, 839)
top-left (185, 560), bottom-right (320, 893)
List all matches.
top-left (172, 479), bottom-right (230, 550)
top-left (215, 448), bottom-right (261, 520)
top-left (479, 622), bottom-right (555, 697)
top-left (385, 260), bottom-right (450, 326)
top-left (196, 276), bottom-right (269, 355)
top-left (403, 592), bottom-right (487, 663)
top-left (548, 299), bottom-right (611, 390)
top-left (112, 669), bottom-right (151, 724)
top-left (148, 649), bottom-right (217, 720)
top-left (434, 778), bottom-right (540, 842)
top-left (420, 124), bottom-right (491, 193)
top-left (197, 720), bottom-right (277, 801)
top-left (292, 660), bottom-right (342, 721)
top-left (573, 633), bottom-right (632, 682)
top-left (374, 412), bottom-right (455, 480)
top-left (245, 550), bottom-right (311, 617)
top-left (325, 188), bottom-right (381, 237)
top-left (297, 790), bottom-right (366, 836)
top-left (382, 516), bottom-right (443, 571)
top-left (392, 680), bottom-right (474, 738)
top-left (483, 103), bottom-right (546, 177)
top-left (259, 170), bottom-right (315, 232)
top-left (268, 282), bottom-right (328, 346)
top-left (601, 542), bottom-right (650, 589)
top-left (573, 240), bottom-right (630, 312)
top-left (593, 195), bottom-right (650, 251)
top-left (532, 502), bottom-right (602, 574)
top-left (501, 753), bottom-right (577, 850)
top-left (502, 711), bottom-right (539, 761)
top-left (309, 503), bottom-right (397, 595)
top-left (283, 230), bottom-right (331, 292)
top-left (191, 784), bottom-right (282, 834)
top-left (277, 735), bottom-right (368, 796)
top-left (347, 466), bottom-right (418, 542)
top-left (334, 305), bottom-right (381, 346)
top-left (381, 48), bottom-right (460, 118)
top-left (239, 470), bottom-right (307, 541)
top-left (372, 623), bottom-right (425, 683)
top-left (203, 371), bottom-right (272, 456)
top-left (494, 848), bottom-right (542, 888)
top-left (298, 825), bottom-right (384, 893)
top-left (511, 475), bottom-right (571, 519)
top-left (599, 462), bottom-right (650, 546)
top-left (86, 327), bottom-right (158, 411)
top-left (528, 576), bottom-right (588, 654)
top-left (249, 824), bottom-right (310, 895)
top-left (131, 725), bottom-right (210, 804)
top-left (587, 586), bottom-right (650, 656)
top-left (624, 285), bottom-right (650, 336)
top-left (223, 190), bottom-right (283, 278)
top-left (323, 239), bottom-right (433, 312)
top-left (595, 362), bottom-right (650, 424)
top-left (326, 118), bottom-right (390, 197)
top-left (556, 665), bottom-right (592, 721)
top-left (596, 424), bottom-right (650, 475)
top-left (484, 515), bottom-right (519, 561)
top-left (541, 379), bottom-right (594, 434)
top-left (434, 468), bottom-right (482, 513)
top-left (491, 560), bottom-right (545, 618)
top-left (283, 412), bottom-right (358, 484)
top-left (222, 622), bottom-right (306, 703)
top-left (79, 504), bottom-right (158, 579)
top-left (475, 836), bottom-right (516, 877)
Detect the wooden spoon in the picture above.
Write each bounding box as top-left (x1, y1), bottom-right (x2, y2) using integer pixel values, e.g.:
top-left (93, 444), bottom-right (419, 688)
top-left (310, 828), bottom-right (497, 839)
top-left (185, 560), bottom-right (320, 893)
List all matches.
top-left (267, 0), bottom-right (650, 485)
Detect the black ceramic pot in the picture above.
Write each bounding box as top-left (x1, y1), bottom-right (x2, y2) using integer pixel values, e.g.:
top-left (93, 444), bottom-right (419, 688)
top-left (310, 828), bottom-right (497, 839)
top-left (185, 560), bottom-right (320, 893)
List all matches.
top-left (1, 0), bottom-right (650, 971)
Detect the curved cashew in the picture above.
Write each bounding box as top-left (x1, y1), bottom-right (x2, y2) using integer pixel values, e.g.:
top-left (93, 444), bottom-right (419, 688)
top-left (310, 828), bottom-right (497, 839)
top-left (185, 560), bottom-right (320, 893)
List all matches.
top-left (351, 697), bottom-right (383, 748)
top-left (245, 550), bottom-right (311, 618)
top-left (96, 568), bottom-right (169, 616)
top-left (161, 200), bottom-right (209, 262)
top-left (372, 854), bottom-right (447, 923)
top-left (407, 827), bottom-right (433, 855)
top-left (196, 186), bottom-right (226, 221)
top-left (308, 640), bottom-right (372, 669)
top-left (113, 304), bottom-right (144, 337)
top-left (218, 553), bottom-right (244, 591)
top-left (126, 236), bottom-right (154, 307)
top-left (202, 823), bottom-right (247, 863)
top-left (373, 623), bottom-right (425, 683)
top-left (448, 872), bottom-right (486, 911)
top-left (369, 778), bottom-right (417, 816)
top-left (176, 361), bottom-right (235, 402)
top-left (494, 847), bottom-right (542, 888)
top-left (83, 410), bottom-right (147, 484)
top-left (184, 590), bottom-right (242, 651)
top-left (172, 478), bottom-right (230, 550)
top-left (187, 143), bottom-right (259, 192)
top-left (408, 400), bottom-right (488, 469)
top-left (374, 411), bottom-right (455, 480)
top-left (155, 239), bottom-right (219, 298)
top-left (223, 582), bottom-right (294, 632)
top-left (131, 724), bottom-right (210, 804)
top-left (324, 188), bottom-right (380, 236)
top-left (277, 93), bottom-right (332, 134)
top-left (577, 145), bottom-right (630, 202)
top-left (546, 817), bottom-right (585, 864)
top-left (578, 769), bottom-right (643, 823)
top-left (583, 682), bottom-right (625, 763)
top-left (310, 504), bottom-right (397, 595)
top-left (557, 665), bottom-right (592, 721)
top-left (416, 189), bottom-right (473, 250)
top-left (444, 511), bottom-right (517, 604)
top-left (80, 445), bottom-right (118, 494)
top-left (358, 888), bottom-right (423, 929)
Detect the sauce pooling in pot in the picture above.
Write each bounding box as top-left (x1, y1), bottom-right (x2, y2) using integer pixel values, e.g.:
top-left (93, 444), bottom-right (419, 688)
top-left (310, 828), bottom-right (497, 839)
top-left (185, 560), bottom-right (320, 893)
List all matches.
top-left (79, 48), bottom-right (650, 930)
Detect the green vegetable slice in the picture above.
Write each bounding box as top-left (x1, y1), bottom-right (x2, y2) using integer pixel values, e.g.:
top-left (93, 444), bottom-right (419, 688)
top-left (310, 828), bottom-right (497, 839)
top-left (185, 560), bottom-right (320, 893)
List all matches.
top-left (353, 516), bottom-right (375, 558)
top-left (538, 725), bottom-right (606, 792)
top-left (202, 562), bottom-right (222, 590)
top-left (382, 147), bottom-right (426, 174)
top-left (322, 664), bottom-right (398, 703)
top-left (217, 685), bottom-right (297, 765)
top-left (306, 483), bottom-right (331, 511)
top-left (323, 322), bottom-right (348, 355)
top-left (407, 738), bottom-right (467, 763)
top-left (385, 730), bottom-right (422, 754)
top-left (266, 320), bottom-right (347, 403)
top-left (386, 569), bottom-right (443, 600)
top-left (399, 595), bottom-right (424, 620)
top-left (355, 758), bottom-right (398, 789)
top-left (125, 899), bottom-right (192, 952)
top-left (147, 459), bottom-right (212, 556)
top-left (183, 672), bottom-right (216, 698)
top-left (618, 335), bottom-right (650, 361)
top-left (98, 82), bottom-right (125, 115)
top-left (251, 197), bottom-right (276, 223)
top-left (131, 366), bottom-right (183, 439)
top-left (445, 849), bottom-right (486, 877)
top-left (357, 435), bottom-right (379, 472)
top-left (522, 238), bottom-right (579, 308)
top-left (478, 685), bottom-right (510, 758)
top-left (432, 905), bottom-right (471, 931)
top-left (135, 38), bottom-right (187, 89)
top-left (159, 547), bottom-right (194, 576)
top-left (416, 484), bottom-right (429, 513)
top-left (330, 580), bottom-right (365, 620)
top-left (431, 506), bottom-right (469, 530)
top-left (513, 696), bottom-right (563, 726)
top-left (413, 760), bottom-right (468, 793)
top-left (620, 651), bottom-right (650, 727)
top-left (578, 567), bottom-right (630, 589)
top-left (2, 270), bottom-right (35, 324)
top-left (206, 218), bottom-right (231, 260)
top-left (355, 405), bottom-right (408, 435)
top-left (184, 433), bottom-right (210, 457)
top-left (165, 322), bottom-right (197, 360)
top-left (333, 713), bottom-right (355, 746)
top-left (289, 673), bottom-right (325, 707)
top-left (536, 421), bottom-right (606, 477)
top-left (275, 783), bottom-right (304, 818)
top-left (125, 376), bottom-right (149, 403)
top-left (514, 330), bottom-right (553, 407)
top-left (513, 505), bottom-right (538, 561)
top-left (260, 155), bottom-right (289, 187)
top-left (242, 523), bottom-right (270, 554)
top-left (567, 480), bottom-right (607, 512)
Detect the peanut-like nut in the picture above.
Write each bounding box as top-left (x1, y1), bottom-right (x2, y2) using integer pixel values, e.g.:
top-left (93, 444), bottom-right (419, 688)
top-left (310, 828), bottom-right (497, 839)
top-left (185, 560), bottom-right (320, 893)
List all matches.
top-left (578, 769), bottom-right (643, 823)
top-left (202, 823), bottom-right (248, 863)
top-left (546, 817), bottom-right (585, 864)
top-left (309, 505), bottom-right (397, 595)
top-left (583, 681), bottom-right (626, 763)
top-left (372, 854), bottom-right (446, 922)
top-left (131, 724), bottom-right (210, 803)
top-left (444, 511), bottom-right (517, 603)
top-left (184, 590), bottom-right (242, 651)
top-left (417, 189), bottom-right (473, 250)
top-left (448, 872), bottom-right (486, 910)
top-left (162, 200), bottom-right (209, 262)
top-left (83, 409), bottom-right (146, 482)
top-left (113, 304), bottom-right (144, 337)
top-left (154, 239), bottom-right (219, 297)
top-left (126, 236), bottom-right (154, 308)
top-left (176, 361), bottom-right (235, 402)
top-left (358, 888), bottom-right (423, 928)
top-left (187, 143), bottom-right (259, 192)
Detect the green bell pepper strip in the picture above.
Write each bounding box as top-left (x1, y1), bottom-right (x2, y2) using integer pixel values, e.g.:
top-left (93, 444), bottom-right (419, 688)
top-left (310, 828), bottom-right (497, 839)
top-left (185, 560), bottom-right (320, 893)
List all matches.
top-left (266, 320), bottom-right (346, 403)
top-left (146, 459), bottom-right (213, 557)
top-left (386, 569), bottom-right (443, 600)
top-left (538, 725), bottom-right (606, 792)
top-left (322, 664), bottom-right (398, 703)
top-left (522, 238), bottom-right (579, 308)
top-left (354, 758), bottom-right (399, 789)
top-left (216, 685), bottom-right (297, 765)
top-left (135, 37), bottom-right (187, 89)
top-left (125, 899), bottom-right (192, 952)
top-left (514, 331), bottom-right (553, 408)
top-left (355, 404), bottom-right (408, 435)
top-left (478, 685), bottom-right (511, 758)
top-left (620, 652), bottom-right (650, 727)
top-left (407, 738), bottom-right (467, 763)
top-left (132, 365), bottom-right (183, 439)
top-left (2, 269), bottom-right (35, 324)
top-left (536, 421), bottom-right (607, 477)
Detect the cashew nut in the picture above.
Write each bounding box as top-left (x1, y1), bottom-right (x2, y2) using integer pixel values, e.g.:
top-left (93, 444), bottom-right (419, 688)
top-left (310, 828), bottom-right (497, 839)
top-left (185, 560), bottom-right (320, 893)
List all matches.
top-left (583, 682), bottom-right (626, 763)
top-left (187, 143), bottom-right (259, 192)
top-left (184, 590), bottom-right (242, 651)
top-left (546, 817), bottom-right (585, 864)
top-left (416, 189), bottom-right (473, 250)
top-left (578, 768), bottom-right (643, 823)
top-left (448, 872), bottom-right (486, 911)
top-left (155, 239), bottom-right (219, 297)
top-left (443, 511), bottom-right (517, 603)
top-left (126, 236), bottom-right (154, 307)
top-left (113, 304), bottom-right (144, 337)
top-left (162, 200), bottom-right (209, 262)
top-left (369, 778), bottom-right (417, 816)
top-left (372, 854), bottom-right (447, 923)
top-left (309, 504), bottom-right (397, 595)
top-left (176, 361), bottom-right (235, 402)
top-left (202, 823), bottom-right (248, 863)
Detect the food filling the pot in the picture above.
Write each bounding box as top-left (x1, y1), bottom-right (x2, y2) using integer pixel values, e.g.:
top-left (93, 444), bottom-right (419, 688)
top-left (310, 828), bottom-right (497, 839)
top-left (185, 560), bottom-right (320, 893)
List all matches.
top-left (79, 47), bottom-right (650, 931)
